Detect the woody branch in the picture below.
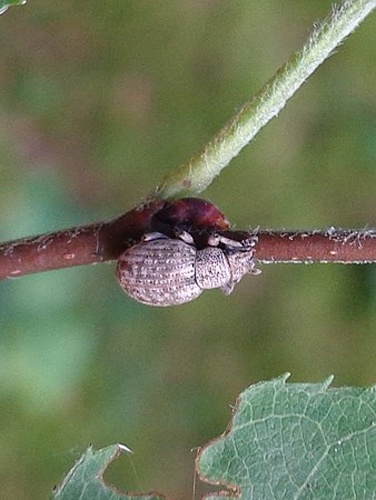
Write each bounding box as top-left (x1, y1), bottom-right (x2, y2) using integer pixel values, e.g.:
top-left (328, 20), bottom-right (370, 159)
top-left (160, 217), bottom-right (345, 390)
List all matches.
top-left (1, 3), bottom-right (376, 281)
top-left (1, 204), bottom-right (376, 280)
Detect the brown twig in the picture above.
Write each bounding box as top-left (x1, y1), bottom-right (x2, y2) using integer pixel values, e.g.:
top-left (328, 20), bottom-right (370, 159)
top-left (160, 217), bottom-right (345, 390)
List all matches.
top-left (0, 200), bottom-right (165, 280)
top-left (253, 227), bottom-right (376, 265)
top-left (1, 201), bottom-right (376, 282)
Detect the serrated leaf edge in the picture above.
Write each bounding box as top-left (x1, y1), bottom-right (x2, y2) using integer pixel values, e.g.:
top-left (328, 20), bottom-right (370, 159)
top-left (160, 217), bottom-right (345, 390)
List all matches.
top-left (195, 374), bottom-right (336, 498)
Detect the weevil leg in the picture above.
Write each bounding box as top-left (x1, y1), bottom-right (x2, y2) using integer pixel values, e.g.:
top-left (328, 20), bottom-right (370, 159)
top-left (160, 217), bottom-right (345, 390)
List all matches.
top-left (215, 235), bottom-right (243, 249)
top-left (220, 281), bottom-right (235, 295)
top-left (242, 235), bottom-right (258, 248)
top-left (143, 232), bottom-right (170, 242)
top-left (207, 233), bottom-right (220, 247)
top-left (223, 234), bottom-right (259, 251)
top-left (223, 236), bottom-right (243, 248)
top-left (174, 229), bottom-right (195, 245)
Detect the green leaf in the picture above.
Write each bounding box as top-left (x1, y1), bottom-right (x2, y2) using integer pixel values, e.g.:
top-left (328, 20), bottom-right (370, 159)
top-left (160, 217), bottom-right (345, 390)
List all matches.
top-left (52, 444), bottom-right (164, 500)
top-left (0, 0), bottom-right (26, 15)
top-left (197, 374), bottom-right (376, 499)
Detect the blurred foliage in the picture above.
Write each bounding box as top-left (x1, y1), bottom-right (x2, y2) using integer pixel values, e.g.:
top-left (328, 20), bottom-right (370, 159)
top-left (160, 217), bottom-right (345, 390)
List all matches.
top-left (0, 1), bottom-right (376, 499)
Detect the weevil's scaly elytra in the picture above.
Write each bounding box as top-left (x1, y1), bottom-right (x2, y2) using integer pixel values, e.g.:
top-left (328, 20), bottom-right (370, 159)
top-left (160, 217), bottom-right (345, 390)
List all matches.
top-left (116, 231), bottom-right (259, 307)
top-left (117, 236), bottom-right (202, 306)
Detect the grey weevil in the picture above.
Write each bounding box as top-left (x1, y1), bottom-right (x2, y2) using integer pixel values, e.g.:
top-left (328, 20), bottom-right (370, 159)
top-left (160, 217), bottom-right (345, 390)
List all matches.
top-left (116, 231), bottom-right (260, 307)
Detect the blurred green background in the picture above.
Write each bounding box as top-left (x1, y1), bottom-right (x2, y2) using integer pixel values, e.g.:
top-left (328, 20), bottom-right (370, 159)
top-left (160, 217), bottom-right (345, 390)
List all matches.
top-left (1, 1), bottom-right (376, 498)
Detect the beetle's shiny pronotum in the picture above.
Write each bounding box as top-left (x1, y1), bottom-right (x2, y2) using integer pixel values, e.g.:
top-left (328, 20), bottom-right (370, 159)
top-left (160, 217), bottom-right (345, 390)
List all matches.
top-left (116, 231), bottom-right (259, 307)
